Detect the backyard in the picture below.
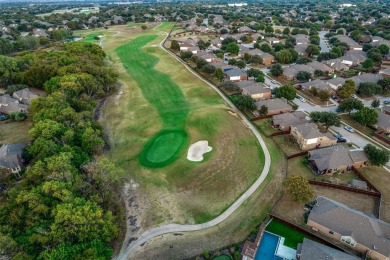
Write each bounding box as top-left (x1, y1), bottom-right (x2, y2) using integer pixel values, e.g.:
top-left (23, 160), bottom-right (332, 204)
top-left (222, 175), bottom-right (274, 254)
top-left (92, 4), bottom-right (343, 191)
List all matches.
top-left (0, 120), bottom-right (32, 144)
top-left (265, 219), bottom-right (308, 249)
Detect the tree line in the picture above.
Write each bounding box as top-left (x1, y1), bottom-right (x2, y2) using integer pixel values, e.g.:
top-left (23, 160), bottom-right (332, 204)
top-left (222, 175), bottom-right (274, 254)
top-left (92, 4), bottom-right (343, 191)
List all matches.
top-left (0, 42), bottom-right (122, 259)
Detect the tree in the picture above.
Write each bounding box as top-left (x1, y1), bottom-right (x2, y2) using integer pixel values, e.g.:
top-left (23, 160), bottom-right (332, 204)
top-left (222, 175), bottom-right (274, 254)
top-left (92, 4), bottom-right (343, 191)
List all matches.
top-left (283, 27), bottom-right (290, 35)
top-left (318, 89), bottom-right (330, 102)
top-left (236, 60), bottom-right (246, 69)
top-left (270, 64), bottom-right (283, 77)
top-left (214, 68), bottom-right (224, 82)
top-left (362, 58), bottom-right (374, 69)
top-left (226, 42), bottom-right (239, 54)
top-left (364, 144), bottom-right (390, 166)
top-left (265, 25), bottom-right (274, 34)
top-left (306, 44), bottom-right (320, 56)
top-left (353, 107), bottom-right (378, 126)
top-left (233, 95), bottom-right (256, 110)
top-left (196, 58), bottom-right (207, 69)
top-left (284, 37), bottom-right (297, 48)
top-left (259, 105), bottom-right (268, 115)
top-left (372, 99), bottom-right (380, 108)
top-left (248, 55), bottom-right (263, 64)
top-left (358, 82), bottom-right (382, 97)
top-left (260, 43), bottom-right (272, 53)
top-left (314, 70), bottom-right (324, 77)
top-left (296, 57), bottom-right (312, 64)
top-left (202, 64), bottom-right (216, 74)
top-left (378, 78), bottom-right (390, 93)
top-left (337, 80), bottom-right (356, 99)
top-left (310, 86), bottom-right (318, 97)
top-left (276, 84), bottom-right (296, 101)
top-left (0, 38), bottom-right (14, 55)
top-left (283, 175), bottom-right (314, 202)
top-left (247, 68), bottom-right (263, 78)
top-left (141, 25), bottom-right (147, 30)
top-left (228, 58), bottom-right (237, 65)
top-left (180, 51), bottom-right (193, 60)
top-left (296, 71), bottom-right (312, 81)
top-left (170, 40), bottom-right (180, 51)
top-left (378, 44), bottom-right (390, 55)
top-left (338, 98), bottom-right (363, 114)
top-left (310, 111), bottom-right (341, 131)
top-left (330, 47), bottom-right (343, 57)
top-left (256, 74), bottom-right (265, 83)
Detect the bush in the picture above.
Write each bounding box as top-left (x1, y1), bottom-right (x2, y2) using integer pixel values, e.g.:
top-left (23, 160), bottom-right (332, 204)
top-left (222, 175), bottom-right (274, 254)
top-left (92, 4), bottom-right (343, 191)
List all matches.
top-left (9, 112), bottom-right (27, 121)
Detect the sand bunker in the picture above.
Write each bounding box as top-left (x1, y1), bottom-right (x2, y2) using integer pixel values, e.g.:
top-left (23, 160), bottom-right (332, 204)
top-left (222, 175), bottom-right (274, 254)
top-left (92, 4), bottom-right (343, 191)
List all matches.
top-left (187, 141), bottom-right (213, 162)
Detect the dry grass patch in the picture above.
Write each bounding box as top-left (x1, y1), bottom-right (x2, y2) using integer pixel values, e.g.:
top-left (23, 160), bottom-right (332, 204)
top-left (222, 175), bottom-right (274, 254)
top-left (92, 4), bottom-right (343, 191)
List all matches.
top-left (272, 134), bottom-right (302, 156)
top-left (0, 120), bottom-right (32, 144)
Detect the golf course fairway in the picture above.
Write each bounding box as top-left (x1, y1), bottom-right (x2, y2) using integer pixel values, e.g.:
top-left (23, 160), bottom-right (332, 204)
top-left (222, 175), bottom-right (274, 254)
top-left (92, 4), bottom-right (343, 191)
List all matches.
top-left (116, 35), bottom-right (190, 168)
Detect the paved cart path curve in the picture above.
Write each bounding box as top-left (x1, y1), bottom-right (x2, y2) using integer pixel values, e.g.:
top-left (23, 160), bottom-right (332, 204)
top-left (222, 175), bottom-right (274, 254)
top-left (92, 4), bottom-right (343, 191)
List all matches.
top-left (116, 24), bottom-right (272, 260)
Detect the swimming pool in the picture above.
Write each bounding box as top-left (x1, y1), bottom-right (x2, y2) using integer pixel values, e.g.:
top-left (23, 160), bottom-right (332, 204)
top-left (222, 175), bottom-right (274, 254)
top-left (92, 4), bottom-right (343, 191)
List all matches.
top-left (255, 232), bottom-right (280, 260)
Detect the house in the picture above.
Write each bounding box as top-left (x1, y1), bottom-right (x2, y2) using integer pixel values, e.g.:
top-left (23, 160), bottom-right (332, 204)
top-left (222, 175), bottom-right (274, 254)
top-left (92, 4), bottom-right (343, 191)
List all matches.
top-left (0, 94), bottom-right (28, 115)
top-left (308, 145), bottom-right (368, 174)
top-left (266, 37), bottom-right (280, 45)
top-left (258, 52), bottom-right (275, 65)
top-left (294, 34), bottom-right (310, 45)
top-left (299, 79), bottom-right (335, 94)
top-left (12, 88), bottom-right (40, 106)
top-left (0, 143), bottom-right (28, 176)
top-left (334, 35), bottom-right (362, 51)
top-left (236, 81), bottom-right (271, 101)
top-left (382, 105), bottom-right (390, 115)
top-left (340, 50), bottom-right (366, 66)
top-left (294, 44), bottom-right (309, 56)
top-left (296, 238), bottom-right (359, 260)
top-left (224, 69), bottom-right (248, 82)
top-left (255, 98), bottom-right (292, 115)
top-left (194, 52), bottom-right (217, 62)
top-left (179, 39), bottom-right (196, 52)
top-left (210, 61), bottom-right (235, 72)
top-left (307, 196), bottom-right (390, 260)
top-left (291, 123), bottom-right (338, 150)
top-left (307, 61), bottom-right (333, 74)
top-left (324, 59), bottom-right (349, 72)
top-left (351, 73), bottom-right (383, 86)
top-left (272, 111), bottom-right (308, 131)
top-left (379, 68), bottom-right (390, 78)
top-left (326, 77), bottom-right (346, 91)
top-left (237, 26), bottom-right (253, 33)
top-left (33, 28), bottom-right (49, 38)
top-left (375, 111), bottom-right (390, 134)
top-left (283, 64), bottom-right (315, 80)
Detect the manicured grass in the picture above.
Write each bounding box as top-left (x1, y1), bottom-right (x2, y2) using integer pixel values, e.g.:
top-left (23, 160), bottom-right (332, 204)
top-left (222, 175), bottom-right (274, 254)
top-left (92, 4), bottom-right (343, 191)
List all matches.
top-left (82, 33), bottom-right (102, 43)
top-left (266, 220), bottom-right (308, 249)
top-left (116, 35), bottom-right (190, 167)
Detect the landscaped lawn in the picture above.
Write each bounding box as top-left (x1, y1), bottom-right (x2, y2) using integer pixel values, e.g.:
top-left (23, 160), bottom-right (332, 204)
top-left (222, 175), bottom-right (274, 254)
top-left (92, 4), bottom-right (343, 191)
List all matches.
top-left (266, 219), bottom-right (309, 249)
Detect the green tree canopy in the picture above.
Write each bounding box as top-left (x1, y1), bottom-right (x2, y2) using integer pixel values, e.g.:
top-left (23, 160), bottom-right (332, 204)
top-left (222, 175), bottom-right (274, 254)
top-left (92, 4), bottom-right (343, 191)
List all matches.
top-left (353, 107), bottom-right (378, 126)
top-left (338, 98), bottom-right (364, 114)
top-left (283, 175), bottom-right (314, 202)
top-left (276, 84), bottom-right (296, 101)
top-left (364, 144), bottom-right (390, 166)
top-left (337, 79), bottom-right (356, 99)
top-left (310, 111), bottom-right (341, 131)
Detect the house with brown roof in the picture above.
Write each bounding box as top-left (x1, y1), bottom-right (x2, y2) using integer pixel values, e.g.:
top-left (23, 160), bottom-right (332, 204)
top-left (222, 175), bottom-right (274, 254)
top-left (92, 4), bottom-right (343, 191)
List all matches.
top-left (272, 111), bottom-right (308, 131)
top-left (307, 61), bottom-right (334, 74)
top-left (307, 196), bottom-right (390, 260)
top-left (224, 69), bottom-right (248, 82)
top-left (236, 81), bottom-right (271, 101)
top-left (237, 26), bottom-right (253, 33)
top-left (255, 98), bottom-right (292, 115)
top-left (291, 123), bottom-right (338, 150)
top-left (12, 88), bottom-right (40, 106)
top-left (308, 145), bottom-right (368, 175)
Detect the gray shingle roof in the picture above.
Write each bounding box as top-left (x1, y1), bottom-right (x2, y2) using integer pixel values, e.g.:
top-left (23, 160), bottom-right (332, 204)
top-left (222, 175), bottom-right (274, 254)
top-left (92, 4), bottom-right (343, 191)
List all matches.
top-left (308, 145), bottom-right (367, 171)
top-left (0, 143), bottom-right (27, 169)
top-left (294, 123), bottom-right (330, 140)
top-left (272, 111), bottom-right (307, 128)
top-left (12, 88), bottom-right (40, 106)
top-left (298, 238), bottom-right (359, 260)
top-left (376, 111), bottom-right (390, 130)
top-left (308, 196), bottom-right (390, 257)
top-left (224, 69), bottom-right (246, 77)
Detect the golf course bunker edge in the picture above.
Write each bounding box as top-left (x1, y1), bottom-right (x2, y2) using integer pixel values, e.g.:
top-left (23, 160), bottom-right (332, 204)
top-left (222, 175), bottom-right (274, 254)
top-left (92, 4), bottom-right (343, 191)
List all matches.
top-left (139, 129), bottom-right (188, 168)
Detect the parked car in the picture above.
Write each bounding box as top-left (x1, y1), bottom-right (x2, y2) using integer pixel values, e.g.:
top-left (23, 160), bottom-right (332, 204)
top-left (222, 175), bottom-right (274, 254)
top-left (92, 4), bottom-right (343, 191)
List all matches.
top-left (0, 114), bottom-right (8, 121)
top-left (351, 94), bottom-right (357, 99)
top-left (383, 100), bottom-right (390, 105)
top-left (344, 126), bottom-right (355, 132)
top-left (337, 137), bottom-right (347, 143)
top-left (271, 80), bottom-right (277, 84)
top-left (334, 133), bottom-right (342, 139)
top-left (335, 108), bottom-right (341, 112)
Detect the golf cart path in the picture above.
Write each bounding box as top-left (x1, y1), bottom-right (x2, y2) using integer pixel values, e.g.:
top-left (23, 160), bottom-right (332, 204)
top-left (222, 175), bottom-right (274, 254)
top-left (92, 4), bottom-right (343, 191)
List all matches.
top-left (115, 24), bottom-right (272, 260)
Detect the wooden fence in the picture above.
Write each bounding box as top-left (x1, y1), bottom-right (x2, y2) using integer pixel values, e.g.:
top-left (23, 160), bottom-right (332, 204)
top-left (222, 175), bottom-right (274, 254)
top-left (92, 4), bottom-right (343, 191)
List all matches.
top-left (351, 166), bottom-right (381, 193)
top-left (251, 114), bottom-right (273, 121)
top-left (308, 180), bottom-right (381, 197)
top-left (270, 130), bottom-right (290, 137)
top-left (374, 132), bottom-right (390, 146)
top-left (287, 150), bottom-right (308, 159)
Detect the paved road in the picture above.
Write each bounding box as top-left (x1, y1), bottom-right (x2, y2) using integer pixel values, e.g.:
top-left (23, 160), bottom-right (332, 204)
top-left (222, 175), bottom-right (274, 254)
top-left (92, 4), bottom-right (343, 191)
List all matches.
top-left (319, 31), bottom-right (330, 53)
top-left (116, 25), bottom-right (272, 260)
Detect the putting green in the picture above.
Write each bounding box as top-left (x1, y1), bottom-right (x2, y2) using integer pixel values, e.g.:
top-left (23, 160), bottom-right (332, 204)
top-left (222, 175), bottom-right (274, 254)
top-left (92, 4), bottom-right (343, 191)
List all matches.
top-left (116, 34), bottom-right (190, 168)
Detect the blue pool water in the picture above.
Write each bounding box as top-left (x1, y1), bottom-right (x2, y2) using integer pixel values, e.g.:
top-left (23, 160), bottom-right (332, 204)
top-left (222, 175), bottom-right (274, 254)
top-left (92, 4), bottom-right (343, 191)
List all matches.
top-left (255, 232), bottom-right (280, 260)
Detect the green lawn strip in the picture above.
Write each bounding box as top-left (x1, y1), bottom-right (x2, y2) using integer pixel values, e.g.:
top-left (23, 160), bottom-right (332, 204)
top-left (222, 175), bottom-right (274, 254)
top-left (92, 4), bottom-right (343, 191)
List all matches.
top-left (266, 219), bottom-right (309, 249)
top-left (82, 33), bottom-right (102, 43)
top-left (116, 34), bottom-right (190, 168)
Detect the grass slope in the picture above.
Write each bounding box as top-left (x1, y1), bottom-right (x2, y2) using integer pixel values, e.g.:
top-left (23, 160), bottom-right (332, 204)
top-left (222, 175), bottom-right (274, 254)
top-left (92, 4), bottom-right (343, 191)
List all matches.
top-left (116, 35), bottom-right (190, 168)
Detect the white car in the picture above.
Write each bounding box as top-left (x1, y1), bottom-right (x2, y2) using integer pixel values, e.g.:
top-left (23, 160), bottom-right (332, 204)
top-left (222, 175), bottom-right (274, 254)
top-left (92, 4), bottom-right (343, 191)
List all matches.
top-left (344, 126), bottom-right (355, 132)
top-left (351, 94), bottom-right (357, 99)
top-left (271, 80), bottom-right (277, 84)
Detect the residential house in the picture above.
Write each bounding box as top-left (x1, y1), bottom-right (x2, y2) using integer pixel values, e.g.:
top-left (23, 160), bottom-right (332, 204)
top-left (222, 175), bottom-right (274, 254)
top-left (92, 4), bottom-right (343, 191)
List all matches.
top-left (308, 145), bottom-right (368, 175)
top-left (236, 81), bottom-right (271, 101)
top-left (194, 52), bottom-right (217, 62)
top-left (307, 196), bottom-right (390, 260)
top-left (294, 34), bottom-right (310, 45)
top-left (12, 88), bottom-right (40, 106)
top-left (255, 98), bottom-right (292, 115)
top-left (296, 238), bottom-right (359, 260)
top-left (224, 69), bottom-right (248, 82)
top-left (371, 36), bottom-right (390, 48)
top-left (272, 111), bottom-right (308, 131)
top-left (258, 52), bottom-right (275, 65)
top-left (0, 143), bottom-right (28, 176)
top-left (291, 123), bottom-right (338, 150)
top-left (179, 39), bottom-right (196, 52)
top-left (351, 73), bottom-right (383, 86)
top-left (210, 61), bottom-right (235, 72)
top-left (375, 111), bottom-right (390, 134)
top-left (283, 64), bottom-right (315, 80)
top-left (237, 26), bottom-right (253, 33)
top-left (33, 28), bottom-right (49, 38)
top-left (324, 59), bottom-right (349, 72)
top-left (379, 68), bottom-right (390, 78)
top-left (326, 77), bottom-right (346, 91)
top-left (382, 105), bottom-right (390, 115)
top-left (334, 35), bottom-right (362, 51)
top-left (307, 61), bottom-right (333, 74)
top-left (299, 79), bottom-right (335, 95)
top-left (266, 37), bottom-right (280, 45)
top-left (294, 44), bottom-right (309, 56)
top-left (0, 94), bottom-right (28, 115)
top-left (340, 50), bottom-right (366, 66)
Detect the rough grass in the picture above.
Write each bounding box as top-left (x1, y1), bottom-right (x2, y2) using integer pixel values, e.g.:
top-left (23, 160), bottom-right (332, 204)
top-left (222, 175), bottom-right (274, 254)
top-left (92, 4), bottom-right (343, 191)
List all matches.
top-left (266, 219), bottom-right (309, 249)
top-left (81, 33), bottom-right (102, 43)
top-left (0, 120), bottom-right (32, 144)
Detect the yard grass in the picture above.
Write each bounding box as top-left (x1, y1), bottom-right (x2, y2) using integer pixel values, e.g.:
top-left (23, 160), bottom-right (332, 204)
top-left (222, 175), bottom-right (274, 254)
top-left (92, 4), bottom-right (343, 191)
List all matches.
top-left (0, 120), bottom-right (32, 144)
top-left (266, 219), bottom-right (308, 249)
top-left (98, 22), bottom-right (265, 229)
top-left (81, 33), bottom-right (102, 43)
top-left (359, 166), bottom-right (390, 222)
top-left (272, 134), bottom-right (302, 156)
top-left (254, 119), bottom-right (279, 136)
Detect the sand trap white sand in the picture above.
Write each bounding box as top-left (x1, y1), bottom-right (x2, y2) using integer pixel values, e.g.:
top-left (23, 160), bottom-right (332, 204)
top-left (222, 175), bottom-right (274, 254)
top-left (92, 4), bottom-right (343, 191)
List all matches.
top-left (187, 141), bottom-right (213, 162)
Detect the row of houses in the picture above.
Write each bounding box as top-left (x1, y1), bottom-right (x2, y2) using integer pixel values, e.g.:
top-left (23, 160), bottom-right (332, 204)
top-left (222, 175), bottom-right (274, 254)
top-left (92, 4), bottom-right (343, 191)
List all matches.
top-left (0, 88), bottom-right (40, 115)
